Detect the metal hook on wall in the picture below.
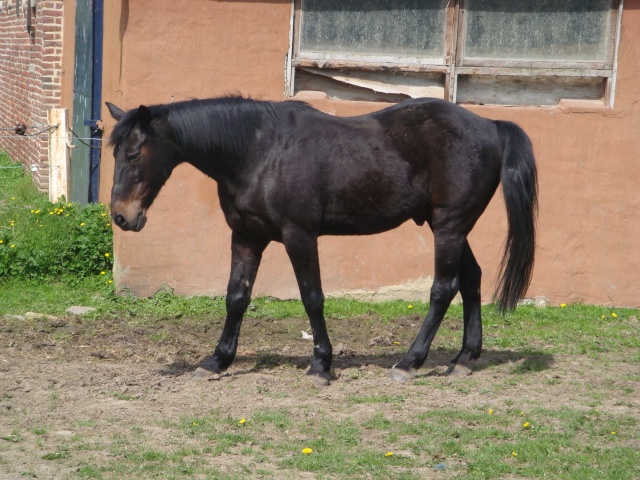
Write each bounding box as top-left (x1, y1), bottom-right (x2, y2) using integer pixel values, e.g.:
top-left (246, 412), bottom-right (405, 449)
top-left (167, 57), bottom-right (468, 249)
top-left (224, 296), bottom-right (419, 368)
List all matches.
top-left (24, 0), bottom-right (36, 35)
top-left (7, 0), bottom-right (36, 33)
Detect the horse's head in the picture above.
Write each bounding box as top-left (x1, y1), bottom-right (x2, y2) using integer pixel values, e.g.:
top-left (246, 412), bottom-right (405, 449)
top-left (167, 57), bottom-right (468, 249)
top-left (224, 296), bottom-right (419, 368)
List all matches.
top-left (107, 102), bottom-right (179, 232)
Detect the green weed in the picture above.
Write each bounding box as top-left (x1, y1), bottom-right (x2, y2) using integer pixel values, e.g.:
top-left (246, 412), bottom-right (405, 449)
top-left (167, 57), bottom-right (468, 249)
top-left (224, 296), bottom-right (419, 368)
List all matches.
top-left (0, 152), bottom-right (113, 281)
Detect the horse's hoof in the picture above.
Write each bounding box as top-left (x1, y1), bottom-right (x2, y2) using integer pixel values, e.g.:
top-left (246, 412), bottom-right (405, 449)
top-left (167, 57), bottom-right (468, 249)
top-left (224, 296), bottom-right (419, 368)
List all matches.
top-left (306, 372), bottom-right (330, 387)
top-left (444, 363), bottom-right (472, 376)
top-left (192, 367), bottom-right (221, 380)
top-left (389, 366), bottom-right (416, 382)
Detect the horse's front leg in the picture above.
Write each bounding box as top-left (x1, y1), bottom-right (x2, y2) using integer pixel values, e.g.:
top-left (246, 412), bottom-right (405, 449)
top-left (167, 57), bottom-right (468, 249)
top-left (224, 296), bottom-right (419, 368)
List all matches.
top-left (282, 228), bottom-right (332, 386)
top-left (195, 232), bottom-right (268, 377)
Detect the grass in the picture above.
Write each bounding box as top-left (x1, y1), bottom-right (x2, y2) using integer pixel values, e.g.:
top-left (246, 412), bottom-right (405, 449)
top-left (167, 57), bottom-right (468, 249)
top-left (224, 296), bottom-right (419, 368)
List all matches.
top-left (0, 151), bottom-right (113, 280)
top-left (15, 401), bottom-right (637, 479)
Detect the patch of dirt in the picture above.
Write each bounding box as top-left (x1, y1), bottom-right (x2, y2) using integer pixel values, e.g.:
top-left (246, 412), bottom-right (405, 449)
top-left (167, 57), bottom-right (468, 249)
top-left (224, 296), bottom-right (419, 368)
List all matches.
top-left (0, 315), bottom-right (638, 479)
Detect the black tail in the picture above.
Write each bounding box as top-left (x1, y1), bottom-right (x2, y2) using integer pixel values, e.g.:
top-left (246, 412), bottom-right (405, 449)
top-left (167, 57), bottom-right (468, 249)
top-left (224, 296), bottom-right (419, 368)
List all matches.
top-left (494, 121), bottom-right (538, 312)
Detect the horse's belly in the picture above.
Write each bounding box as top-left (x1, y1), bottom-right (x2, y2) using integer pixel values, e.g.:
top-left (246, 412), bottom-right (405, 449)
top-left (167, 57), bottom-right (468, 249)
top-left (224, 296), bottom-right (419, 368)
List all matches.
top-left (319, 199), bottom-right (423, 236)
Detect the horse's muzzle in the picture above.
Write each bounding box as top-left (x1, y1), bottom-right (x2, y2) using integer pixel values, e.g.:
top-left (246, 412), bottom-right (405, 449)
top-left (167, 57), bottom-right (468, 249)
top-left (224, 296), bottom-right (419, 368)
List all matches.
top-left (112, 209), bottom-right (147, 232)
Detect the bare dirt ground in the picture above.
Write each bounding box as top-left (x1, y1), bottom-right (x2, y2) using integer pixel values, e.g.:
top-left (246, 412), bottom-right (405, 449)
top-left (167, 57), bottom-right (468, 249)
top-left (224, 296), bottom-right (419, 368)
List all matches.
top-left (0, 314), bottom-right (638, 479)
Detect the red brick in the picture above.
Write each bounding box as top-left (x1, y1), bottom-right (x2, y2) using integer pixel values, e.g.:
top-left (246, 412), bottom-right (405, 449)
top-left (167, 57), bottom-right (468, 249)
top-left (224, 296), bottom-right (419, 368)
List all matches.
top-left (0, 0), bottom-right (64, 192)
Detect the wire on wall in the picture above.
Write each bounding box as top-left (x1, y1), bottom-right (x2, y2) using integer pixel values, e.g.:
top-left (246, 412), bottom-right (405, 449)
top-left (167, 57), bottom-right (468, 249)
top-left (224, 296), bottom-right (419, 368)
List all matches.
top-left (0, 123), bottom-right (105, 149)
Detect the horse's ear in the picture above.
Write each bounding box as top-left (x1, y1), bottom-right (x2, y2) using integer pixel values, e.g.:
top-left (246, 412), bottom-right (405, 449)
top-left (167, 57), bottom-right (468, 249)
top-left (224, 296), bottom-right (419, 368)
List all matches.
top-left (106, 102), bottom-right (125, 121)
top-left (137, 105), bottom-right (152, 127)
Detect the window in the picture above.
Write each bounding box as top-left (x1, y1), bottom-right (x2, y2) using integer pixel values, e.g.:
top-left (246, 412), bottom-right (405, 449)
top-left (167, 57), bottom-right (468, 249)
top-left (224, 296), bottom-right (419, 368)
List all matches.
top-left (289, 0), bottom-right (622, 106)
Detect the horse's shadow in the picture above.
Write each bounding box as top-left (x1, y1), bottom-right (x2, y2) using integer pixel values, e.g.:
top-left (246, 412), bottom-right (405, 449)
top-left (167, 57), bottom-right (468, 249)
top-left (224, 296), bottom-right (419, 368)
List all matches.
top-left (157, 347), bottom-right (554, 379)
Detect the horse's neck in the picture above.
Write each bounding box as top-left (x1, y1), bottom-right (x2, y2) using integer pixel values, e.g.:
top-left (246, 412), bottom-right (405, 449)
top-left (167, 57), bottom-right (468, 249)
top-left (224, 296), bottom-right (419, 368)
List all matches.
top-left (171, 102), bottom-right (263, 177)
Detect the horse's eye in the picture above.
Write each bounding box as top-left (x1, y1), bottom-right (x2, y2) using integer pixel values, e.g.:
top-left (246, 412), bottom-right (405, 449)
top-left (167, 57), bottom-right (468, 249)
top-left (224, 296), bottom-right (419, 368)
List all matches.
top-left (127, 152), bottom-right (141, 162)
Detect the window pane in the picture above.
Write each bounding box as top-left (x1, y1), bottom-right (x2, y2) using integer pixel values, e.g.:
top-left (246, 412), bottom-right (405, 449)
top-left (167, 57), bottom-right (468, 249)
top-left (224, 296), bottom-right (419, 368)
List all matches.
top-left (300, 0), bottom-right (448, 58)
top-left (464, 0), bottom-right (612, 62)
top-left (457, 75), bottom-right (605, 105)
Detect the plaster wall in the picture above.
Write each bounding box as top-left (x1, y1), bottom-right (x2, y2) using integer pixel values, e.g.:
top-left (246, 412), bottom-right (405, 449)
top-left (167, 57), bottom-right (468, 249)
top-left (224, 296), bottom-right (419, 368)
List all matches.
top-left (101, 0), bottom-right (640, 307)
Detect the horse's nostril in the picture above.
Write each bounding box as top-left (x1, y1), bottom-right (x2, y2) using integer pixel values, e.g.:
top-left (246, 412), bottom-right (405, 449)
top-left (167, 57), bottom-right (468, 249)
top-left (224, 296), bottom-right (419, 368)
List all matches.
top-left (114, 214), bottom-right (126, 227)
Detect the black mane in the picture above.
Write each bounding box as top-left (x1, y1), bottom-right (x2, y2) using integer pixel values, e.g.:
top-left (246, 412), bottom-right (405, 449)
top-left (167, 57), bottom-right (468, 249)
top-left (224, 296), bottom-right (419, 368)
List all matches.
top-left (168, 97), bottom-right (280, 159)
top-left (109, 97), bottom-right (283, 159)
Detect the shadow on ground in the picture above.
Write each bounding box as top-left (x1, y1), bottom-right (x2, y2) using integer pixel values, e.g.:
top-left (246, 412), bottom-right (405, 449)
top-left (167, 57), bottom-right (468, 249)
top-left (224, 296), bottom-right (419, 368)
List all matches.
top-left (158, 347), bottom-right (555, 379)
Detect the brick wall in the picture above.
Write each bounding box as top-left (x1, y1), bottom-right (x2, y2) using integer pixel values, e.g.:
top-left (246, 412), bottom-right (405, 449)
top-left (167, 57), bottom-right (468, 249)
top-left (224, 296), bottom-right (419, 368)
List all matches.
top-left (0, 0), bottom-right (64, 192)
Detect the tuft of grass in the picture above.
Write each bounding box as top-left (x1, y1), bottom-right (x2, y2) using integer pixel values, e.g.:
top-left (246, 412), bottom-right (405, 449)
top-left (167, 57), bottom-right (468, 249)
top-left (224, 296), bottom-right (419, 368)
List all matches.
top-left (1, 430), bottom-right (23, 443)
top-left (349, 394), bottom-right (406, 405)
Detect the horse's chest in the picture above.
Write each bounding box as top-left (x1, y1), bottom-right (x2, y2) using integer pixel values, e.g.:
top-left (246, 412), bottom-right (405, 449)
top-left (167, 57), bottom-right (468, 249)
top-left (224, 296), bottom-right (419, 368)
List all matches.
top-left (219, 188), bottom-right (281, 240)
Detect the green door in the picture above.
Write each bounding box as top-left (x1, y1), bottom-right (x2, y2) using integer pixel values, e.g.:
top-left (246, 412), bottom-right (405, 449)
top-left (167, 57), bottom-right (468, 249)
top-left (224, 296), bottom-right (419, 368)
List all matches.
top-left (70, 0), bottom-right (102, 204)
top-left (69, 0), bottom-right (92, 204)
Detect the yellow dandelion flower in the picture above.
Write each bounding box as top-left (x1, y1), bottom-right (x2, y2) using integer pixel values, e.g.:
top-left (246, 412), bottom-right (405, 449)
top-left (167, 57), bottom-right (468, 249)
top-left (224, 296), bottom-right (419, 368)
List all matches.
top-left (519, 411), bottom-right (525, 416)
top-left (108, 280), bottom-right (113, 284)
top-left (601, 315), bottom-right (605, 319)
top-left (106, 223), bottom-right (111, 227)
top-left (10, 220), bottom-right (15, 225)
top-left (101, 213), bottom-right (107, 217)
top-left (560, 303), bottom-right (567, 307)
top-left (522, 422), bottom-right (531, 429)
top-left (238, 418), bottom-right (246, 425)
top-left (488, 409), bottom-right (494, 415)
top-left (105, 253), bottom-right (110, 257)
top-left (408, 304), bottom-right (413, 309)
top-left (611, 431), bottom-right (616, 435)
top-left (385, 451), bottom-right (394, 457)
top-left (30, 210), bottom-right (34, 213)
top-left (80, 222), bottom-right (85, 226)
top-left (611, 312), bottom-right (617, 318)
top-left (393, 341), bottom-right (400, 345)
top-left (512, 451), bottom-right (518, 457)
top-left (0, 240), bottom-right (3, 244)
top-left (301, 448), bottom-right (312, 455)
top-left (10, 244), bottom-right (15, 248)
top-left (100, 271), bottom-right (106, 275)
top-left (35, 209), bottom-right (40, 214)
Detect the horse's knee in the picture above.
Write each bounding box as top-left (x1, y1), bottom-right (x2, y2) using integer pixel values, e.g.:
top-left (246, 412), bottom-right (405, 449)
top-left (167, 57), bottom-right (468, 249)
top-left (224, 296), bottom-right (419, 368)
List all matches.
top-left (226, 289), bottom-right (250, 317)
top-left (302, 289), bottom-right (324, 313)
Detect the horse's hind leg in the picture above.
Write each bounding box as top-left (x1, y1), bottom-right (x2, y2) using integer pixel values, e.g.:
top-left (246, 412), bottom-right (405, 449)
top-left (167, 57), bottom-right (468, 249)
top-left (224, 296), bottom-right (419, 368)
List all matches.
top-left (390, 230), bottom-right (465, 382)
top-left (446, 241), bottom-right (482, 376)
top-left (282, 228), bottom-right (332, 387)
top-left (196, 232), bottom-right (267, 377)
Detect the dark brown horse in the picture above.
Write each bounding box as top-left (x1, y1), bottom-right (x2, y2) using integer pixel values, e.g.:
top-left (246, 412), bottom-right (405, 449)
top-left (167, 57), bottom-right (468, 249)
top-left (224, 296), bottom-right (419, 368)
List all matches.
top-left (107, 96), bottom-right (537, 386)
